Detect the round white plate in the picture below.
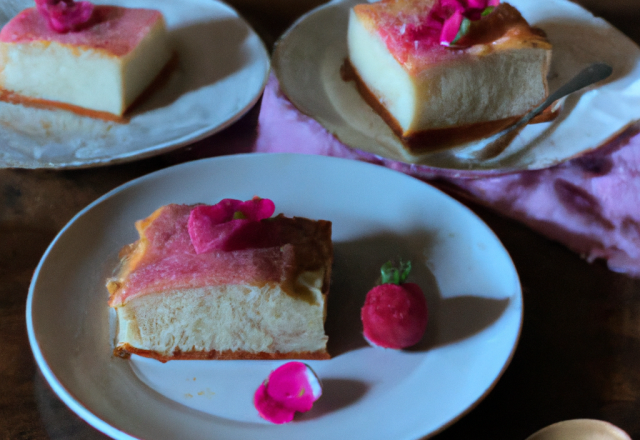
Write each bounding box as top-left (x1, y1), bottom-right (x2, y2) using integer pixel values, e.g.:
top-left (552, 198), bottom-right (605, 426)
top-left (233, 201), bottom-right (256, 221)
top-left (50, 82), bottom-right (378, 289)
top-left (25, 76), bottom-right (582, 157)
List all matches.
top-left (0, 0), bottom-right (270, 169)
top-left (273, 0), bottom-right (640, 173)
top-left (27, 153), bottom-right (522, 440)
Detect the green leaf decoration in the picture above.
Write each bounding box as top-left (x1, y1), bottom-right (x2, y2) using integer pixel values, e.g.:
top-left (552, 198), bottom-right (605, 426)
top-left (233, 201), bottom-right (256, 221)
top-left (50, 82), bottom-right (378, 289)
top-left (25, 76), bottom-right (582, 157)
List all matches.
top-left (380, 260), bottom-right (412, 285)
top-left (233, 211), bottom-right (247, 220)
top-left (450, 17), bottom-right (471, 45)
top-left (481, 6), bottom-right (495, 17)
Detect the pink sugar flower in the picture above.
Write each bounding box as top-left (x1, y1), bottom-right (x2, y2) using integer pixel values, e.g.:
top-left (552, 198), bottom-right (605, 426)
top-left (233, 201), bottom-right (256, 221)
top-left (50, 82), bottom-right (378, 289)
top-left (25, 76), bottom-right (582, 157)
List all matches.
top-left (254, 362), bottom-right (323, 424)
top-left (35, 0), bottom-right (94, 33)
top-left (440, 9), bottom-right (465, 45)
top-left (188, 197), bottom-right (276, 253)
top-left (439, 0), bottom-right (500, 46)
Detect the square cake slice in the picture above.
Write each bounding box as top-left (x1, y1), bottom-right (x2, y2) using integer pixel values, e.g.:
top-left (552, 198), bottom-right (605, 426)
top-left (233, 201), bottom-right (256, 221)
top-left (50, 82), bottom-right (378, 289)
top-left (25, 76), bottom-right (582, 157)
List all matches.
top-left (107, 203), bottom-right (333, 362)
top-left (0, 5), bottom-right (171, 120)
top-left (347, 0), bottom-right (552, 153)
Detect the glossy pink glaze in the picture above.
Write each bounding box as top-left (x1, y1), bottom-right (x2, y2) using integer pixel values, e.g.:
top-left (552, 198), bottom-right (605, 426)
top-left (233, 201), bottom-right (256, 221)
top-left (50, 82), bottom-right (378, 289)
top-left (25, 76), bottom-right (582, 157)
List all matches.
top-left (109, 205), bottom-right (294, 307)
top-left (0, 5), bottom-right (163, 56)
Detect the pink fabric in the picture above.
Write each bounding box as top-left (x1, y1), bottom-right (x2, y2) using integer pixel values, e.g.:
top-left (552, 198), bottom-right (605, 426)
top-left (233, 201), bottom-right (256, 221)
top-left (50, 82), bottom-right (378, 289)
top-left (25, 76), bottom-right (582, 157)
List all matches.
top-left (255, 74), bottom-right (640, 277)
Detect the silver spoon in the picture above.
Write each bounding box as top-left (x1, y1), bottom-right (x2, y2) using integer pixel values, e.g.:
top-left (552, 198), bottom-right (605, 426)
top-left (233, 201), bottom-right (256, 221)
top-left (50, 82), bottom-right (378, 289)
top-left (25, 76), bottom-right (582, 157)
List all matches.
top-left (465, 62), bottom-right (613, 161)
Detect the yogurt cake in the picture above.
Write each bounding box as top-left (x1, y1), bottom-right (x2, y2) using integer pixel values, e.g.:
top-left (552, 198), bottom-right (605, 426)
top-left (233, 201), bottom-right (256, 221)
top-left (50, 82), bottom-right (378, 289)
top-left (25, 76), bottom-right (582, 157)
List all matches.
top-left (347, 0), bottom-right (552, 153)
top-left (107, 200), bottom-right (333, 362)
top-left (0, 3), bottom-right (171, 120)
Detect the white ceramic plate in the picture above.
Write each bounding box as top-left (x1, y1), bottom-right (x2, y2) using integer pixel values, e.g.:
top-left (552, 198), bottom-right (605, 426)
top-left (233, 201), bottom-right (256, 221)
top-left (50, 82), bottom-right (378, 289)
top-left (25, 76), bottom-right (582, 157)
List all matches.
top-left (273, 0), bottom-right (640, 173)
top-left (27, 153), bottom-right (522, 440)
top-left (0, 0), bottom-right (270, 169)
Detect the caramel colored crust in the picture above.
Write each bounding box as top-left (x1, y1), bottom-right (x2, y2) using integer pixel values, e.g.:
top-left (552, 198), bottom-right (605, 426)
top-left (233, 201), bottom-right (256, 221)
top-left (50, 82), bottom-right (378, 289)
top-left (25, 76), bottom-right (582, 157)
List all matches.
top-left (114, 343), bottom-right (330, 363)
top-left (341, 59), bottom-right (558, 154)
top-left (0, 89), bottom-right (128, 122)
top-left (275, 215), bottom-right (333, 299)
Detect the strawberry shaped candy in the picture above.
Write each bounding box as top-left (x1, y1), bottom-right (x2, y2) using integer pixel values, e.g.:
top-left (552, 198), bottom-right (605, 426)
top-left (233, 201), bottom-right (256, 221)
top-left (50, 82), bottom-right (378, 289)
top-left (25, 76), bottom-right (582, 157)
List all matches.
top-left (254, 362), bottom-right (322, 424)
top-left (361, 261), bottom-right (428, 349)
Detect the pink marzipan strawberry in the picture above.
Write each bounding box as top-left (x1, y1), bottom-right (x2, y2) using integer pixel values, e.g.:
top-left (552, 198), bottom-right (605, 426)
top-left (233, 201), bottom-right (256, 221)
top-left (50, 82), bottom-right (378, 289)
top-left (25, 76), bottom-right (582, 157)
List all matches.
top-left (361, 261), bottom-right (428, 349)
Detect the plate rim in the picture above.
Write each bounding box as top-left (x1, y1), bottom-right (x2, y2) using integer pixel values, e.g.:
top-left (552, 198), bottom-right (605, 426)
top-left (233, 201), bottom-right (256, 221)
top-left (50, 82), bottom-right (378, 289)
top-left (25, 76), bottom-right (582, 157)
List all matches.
top-left (26, 152), bottom-right (523, 439)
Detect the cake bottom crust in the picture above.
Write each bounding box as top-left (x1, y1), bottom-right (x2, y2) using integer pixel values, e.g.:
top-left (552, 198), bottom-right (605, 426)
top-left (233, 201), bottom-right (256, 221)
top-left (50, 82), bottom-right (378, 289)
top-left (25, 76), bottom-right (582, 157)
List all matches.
top-left (0, 88), bottom-right (128, 122)
top-left (114, 343), bottom-right (330, 363)
top-left (342, 59), bottom-right (558, 155)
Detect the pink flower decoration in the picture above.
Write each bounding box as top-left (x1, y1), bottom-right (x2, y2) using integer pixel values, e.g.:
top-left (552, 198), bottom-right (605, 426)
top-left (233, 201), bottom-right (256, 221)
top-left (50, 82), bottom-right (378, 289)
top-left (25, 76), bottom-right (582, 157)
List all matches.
top-left (188, 197), bottom-right (276, 254)
top-left (439, 9), bottom-right (465, 45)
top-left (254, 362), bottom-right (322, 424)
top-left (438, 0), bottom-right (500, 46)
top-left (35, 0), bottom-right (94, 33)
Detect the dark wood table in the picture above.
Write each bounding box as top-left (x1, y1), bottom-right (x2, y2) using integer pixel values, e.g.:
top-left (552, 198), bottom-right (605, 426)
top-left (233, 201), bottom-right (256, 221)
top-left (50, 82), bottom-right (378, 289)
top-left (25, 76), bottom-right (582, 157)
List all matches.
top-left (2, 1), bottom-right (639, 439)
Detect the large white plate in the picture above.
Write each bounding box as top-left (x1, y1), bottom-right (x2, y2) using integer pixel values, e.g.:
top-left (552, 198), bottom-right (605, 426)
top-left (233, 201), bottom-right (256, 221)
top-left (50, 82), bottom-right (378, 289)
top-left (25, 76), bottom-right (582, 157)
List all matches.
top-left (27, 153), bottom-right (522, 440)
top-left (273, 0), bottom-right (640, 173)
top-left (0, 0), bottom-right (270, 169)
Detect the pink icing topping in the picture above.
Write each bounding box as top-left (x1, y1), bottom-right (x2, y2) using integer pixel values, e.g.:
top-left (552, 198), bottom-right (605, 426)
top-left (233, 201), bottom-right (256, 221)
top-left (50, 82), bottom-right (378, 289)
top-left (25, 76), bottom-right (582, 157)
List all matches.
top-left (254, 362), bottom-right (322, 424)
top-left (188, 198), bottom-right (276, 254)
top-left (109, 203), bottom-right (332, 308)
top-left (0, 6), bottom-right (163, 56)
top-left (108, 204), bottom-right (293, 307)
top-left (35, 0), bottom-right (94, 33)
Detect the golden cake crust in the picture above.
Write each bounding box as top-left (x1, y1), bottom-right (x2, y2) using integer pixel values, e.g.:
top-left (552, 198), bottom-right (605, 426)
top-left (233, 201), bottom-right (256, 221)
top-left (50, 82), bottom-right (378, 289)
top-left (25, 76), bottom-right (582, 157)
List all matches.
top-left (114, 344), bottom-right (331, 362)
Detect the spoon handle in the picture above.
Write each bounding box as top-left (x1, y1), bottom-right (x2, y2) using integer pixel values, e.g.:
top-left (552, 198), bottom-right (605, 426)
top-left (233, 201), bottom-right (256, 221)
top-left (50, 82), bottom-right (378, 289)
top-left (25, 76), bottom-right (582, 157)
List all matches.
top-left (515, 62), bottom-right (613, 130)
top-left (467, 62), bottom-right (613, 161)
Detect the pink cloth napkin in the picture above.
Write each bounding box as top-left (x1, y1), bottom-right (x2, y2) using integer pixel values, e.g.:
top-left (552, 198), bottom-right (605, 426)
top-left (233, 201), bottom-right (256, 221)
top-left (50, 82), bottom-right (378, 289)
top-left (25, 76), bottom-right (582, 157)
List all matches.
top-left (254, 74), bottom-right (640, 277)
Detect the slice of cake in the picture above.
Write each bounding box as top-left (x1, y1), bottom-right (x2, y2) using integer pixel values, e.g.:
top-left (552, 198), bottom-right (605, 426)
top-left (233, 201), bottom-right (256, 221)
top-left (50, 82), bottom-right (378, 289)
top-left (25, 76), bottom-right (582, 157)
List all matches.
top-left (346, 0), bottom-right (552, 153)
top-left (107, 199), bottom-right (333, 362)
top-left (0, 2), bottom-right (171, 120)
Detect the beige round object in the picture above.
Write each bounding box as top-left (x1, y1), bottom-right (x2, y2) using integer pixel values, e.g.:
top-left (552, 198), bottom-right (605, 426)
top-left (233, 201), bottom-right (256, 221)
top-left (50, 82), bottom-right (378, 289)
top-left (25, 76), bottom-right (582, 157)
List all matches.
top-left (526, 419), bottom-right (631, 440)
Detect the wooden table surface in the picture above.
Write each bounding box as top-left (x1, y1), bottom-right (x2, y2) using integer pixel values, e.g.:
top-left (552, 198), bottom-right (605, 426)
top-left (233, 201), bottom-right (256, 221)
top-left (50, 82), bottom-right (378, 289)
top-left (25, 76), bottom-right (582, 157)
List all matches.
top-left (2, 1), bottom-right (640, 439)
